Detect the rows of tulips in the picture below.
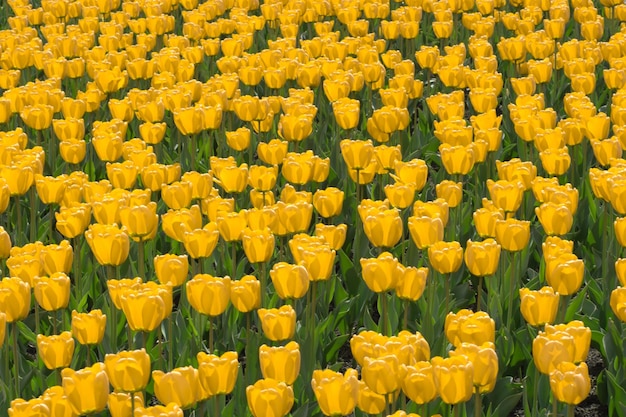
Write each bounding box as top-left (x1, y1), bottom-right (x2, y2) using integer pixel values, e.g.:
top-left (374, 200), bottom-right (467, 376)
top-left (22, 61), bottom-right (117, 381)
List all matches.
top-left (1, 0), bottom-right (626, 415)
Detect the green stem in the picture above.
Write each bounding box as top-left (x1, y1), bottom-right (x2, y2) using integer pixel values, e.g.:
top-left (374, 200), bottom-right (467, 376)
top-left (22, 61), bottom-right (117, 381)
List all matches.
top-left (475, 391), bottom-right (482, 417)
top-left (191, 134), bottom-right (197, 172)
top-left (49, 203), bottom-right (55, 243)
top-left (13, 322), bottom-right (19, 398)
top-left (16, 195), bottom-right (21, 246)
top-left (381, 292), bottom-right (388, 336)
top-left (87, 344), bottom-right (92, 366)
top-left (138, 240), bottom-right (145, 278)
top-left (209, 315), bottom-right (213, 352)
top-left (445, 273), bottom-right (451, 316)
top-left (477, 275), bottom-right (484, 311)
top-left (532, 364), bottom-right (540, 417)
top-left (168, 315), bottom-right (173, 370)
top-left (214, 395), bottom-right (220, 417)
top-left (507, 252), bottom-right (516, 329)
top-left (127, 324), bottom-right (133, 350)
top-left (260, 262), bottom-right (267, 307)
top-left (403, 299), bottom-right (409, 330)
top-left (553, 397), bottom-right (558, 417)
top-left (30, 187), bottom-right (36, 242)
top-left (231, 242), bottom-right (237, 279)
top-left (567, 404), bottom-right (574, 417)
top-left (557, 295), bottom-right (571, 324)
top-left (35, 302), bottom-right (40, 335)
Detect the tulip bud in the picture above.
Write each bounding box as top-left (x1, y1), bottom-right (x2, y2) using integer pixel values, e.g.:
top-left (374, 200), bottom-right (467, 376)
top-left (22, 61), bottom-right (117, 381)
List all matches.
top-left (431, 355), bottom-right (474, 404)
top-left (152, 367), bottom-right (200, 409)
top-left (311, 369), bottom-right (359, 416)
top-left (247, 378), bottom-right (294, 417)
top-left (258, 305), bottom-right (297, 341)
top-left (259, 341), bottom-right (301, 385)
top-left (197, 351), bottom-right (239, 396)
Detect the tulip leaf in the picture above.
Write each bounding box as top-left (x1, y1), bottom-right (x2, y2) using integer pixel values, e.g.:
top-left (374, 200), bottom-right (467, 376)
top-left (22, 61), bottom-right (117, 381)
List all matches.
top-left (17, 321), bottom-right (36, 344)
top-left (486, 376), bottom-right (523, 417)
top-left (323, 334), bottom-right (350, 366)
top-left (606, 370), bottom-right (626, 417)
top-left (597, 370), bottom-right (608, 406)
top-left (564, 286), bottom-right (587, 322)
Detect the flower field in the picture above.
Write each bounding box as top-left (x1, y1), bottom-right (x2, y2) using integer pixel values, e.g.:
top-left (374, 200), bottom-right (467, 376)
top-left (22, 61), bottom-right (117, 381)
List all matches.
top-left (1, 0), bottom-right (626, 415)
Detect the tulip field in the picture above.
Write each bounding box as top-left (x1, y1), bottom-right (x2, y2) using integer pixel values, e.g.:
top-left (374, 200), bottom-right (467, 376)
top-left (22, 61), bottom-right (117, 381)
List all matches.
top-left (3, 0), bottom-right (626, 416)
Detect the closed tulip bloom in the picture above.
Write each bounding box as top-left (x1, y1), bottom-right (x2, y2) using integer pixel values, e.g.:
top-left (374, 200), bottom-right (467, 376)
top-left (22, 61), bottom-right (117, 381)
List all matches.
top-left (313, 188), bottom-right (344, 218)
top-left (258, 139), bottom-right (289, 166)
top-left (401, 362), bottom-right (437, 404)
top-left (545, 255), bottom-right (584, 296)
top-left (259, 341), bottom-right (300, 385)
top-left (183, 223), bottom-right (220, 259)
top-left (154, 254), bottom-right (189, 287)
top-left (545, 321), bottom-right (591, 363)
top-left (363, 209), bottom-right (403, 248)
top-left (40, 240), bottom-right (72, 275)
top-left (249, 165), bottom-right (278, 192)
top-left (186, 274), bottom-right (231, 316)
top-left (71, 309), bottom-right (106, 345)
top-left (314, 224), bottom-right (347, 251)
top-left (34, 272), bottom-right (71, 311)
top-left (362, 354), bottom-right (400, 395)
top-left (20, 104), bottom-right (54, 130)
top-left (535, 203), bottom-right (573, 236)
top-left (152, 367), bottom-right (199, 409)
top-left (37, 331), bottom-right (74, 370)
top-left (181, 171), bottom-right (213, 199)
top-left (341, 139), bottom-right (374, 171)
top-left (385, 182), bottom-right (417, 209)
top-left (35, 174), bottom-right (67, 205)
top-left (312, 368), bottom-right (359, 416)
top-left (197, 351), bottom-right (239, 396)
top-left (487, 179), bottom-right (524, 214)
top-left (610, 287), bottom-right (626, 322)
top-left (104, 349), bottom-right (151, 393)
top-left (440, 143), bottom-right (475, 175)
top-left (550, 361), bottom-right (591, 405)
top-left (162, 206), bottom-right (203, 242)
top-left (8, 397), bottom-right (50, 417)
top-left (134, 403), bottom-right (183, 417)
top-left (247, 378), bottom-right (294, 417)
top-left (473, 208), bottom-right (504, 238)
top-left (270, 262), bottom-right (310, 300)
top-left (0, 227), bottom-right (9, 259)
top-left (533, 330), bottom-right (576, 374)
top-left (162, 181), bottom-right (193, 209)
top-left (120, 288), bottom-right (166, 332)
top-left (617, 259), bottom-right (626, 286)
top-left (445, 309), bottom-right (495, 347)
top-left (41, 385), bottom-right (79, 417)
top-left (106, 161), bottom-right (138, 189)
top-left (217, 164), bottom-right (249, 194)
top-left (85, 223), bottom-right (130, 267)
top-left (495, 219), bottom-right (531, 252)
top-left (408, 216), bottom-right (444, 249)
top-left (139, 163), bottom-right (166, 192)
top-left (0, 164), bottom-right (34, 196)
top-left (0, 312), bottom-right (5, 348)
top-left (428, 241), bottom-right (464, 274)
top-left (230, 275), bottom-right (261, 313)
top-left (108, 392), bottom-right (144, 417)
top-left (395, 266), bottom-right (428, 301)
top-left (119, 202), bottom-right (158, 242)
top-left (299, 244), bottom-right (336, 281)
top-left (62, 363), bottom-right (109, 415)
top-left (0, 277), bottom-right (30, 322)
top-left (431, 355), bottom-right (474, 404)
top-left (464, 239), bottom-right (501, 276)
top-left (361, 251), bottom-right (403, 292)
top-left (450, 342), bottom-right (498, 393)
top-left (356, 380), bottom-right (386, 414)
top-left (258, 305), bottom-right (296, 341)
top-left (519, 286), bottom-right (560, 326)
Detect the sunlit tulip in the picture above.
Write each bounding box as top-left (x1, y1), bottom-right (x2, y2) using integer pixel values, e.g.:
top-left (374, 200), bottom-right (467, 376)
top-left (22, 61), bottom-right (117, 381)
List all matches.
top-left (464, 239), bottom-right (501, 276)
top-left (408, 216), bottom-right (444, 249)
top-left (259, 341), bottom-right (301, 385)
top-left (445, 309), bottom-right (495, 347)
top-left (258, 139), bottom-right (289, 166)
top-left (362, 354), bottom-right (400, 395)
top-left (360, 251), bottom-right (403, 293)
top-left (108, 392), bottom-right (144, 417)
top-left (519, 286), bottom-right (560, 326)
top-left (428, 241), bottom-right (463, 274)
top-left (161, 206), bottom-right (203, 242)
top-left (431, 355), bottom-right (474, 404)
top-left (487, 179), bottom-right (524, 214)
top-left (152, 367), bottom-right (199, 409)
top-left (104, 349), bottom-right (151, 393)
top-left (311, 368), bottom-right (359, 416)
top-left (363, 208), bottom-right (403, 248)
top-left (134, 403), bottom-right (183, 417)
top-left (183, 224), bottom-right (220, 259)
top-left (62, 363), bottom-right (109, 415)
top-left (610, 287), bottom-right (626, 322)
top-left (258, 305), bottom-right (296, 341)
top-left (37, 331), bottom-right (74, 370)
top-left (197, 351), bottom-right (239, 396)
top-left (495, 218), bottom-right (531, 252)
top-left (314, 224), bottom-right (347, 251)
top-left (533, 330), bottom-right (576, 374)
top-left (247, 378), bottom-right (294, 417)
top-left (230, 275), bottom-right (261, 313)
top-left (0, 277), bottom-right (30, 322)
top-left (154, 254), bottom-right (189, 287)
top-left (270, 262), bottom-right (310, 300)
top-left (120, 288), bottom-right (167, 332)
top-left (401, 362), bottom-right (437, 404)
top-left (71, 309), bottom-right (106, 345)
top-left (186, 274), bottom-right (231, 316)
top-left (549, 362), bottom-right (591, 405)
top-left (545, 321), bottom-right (591, 363)
top-left (34, 272), bottom-right (70, 311)
top-left (85, 223), bottom-right (129, 267)
top-left (313, 188), bottom-right (344, 218)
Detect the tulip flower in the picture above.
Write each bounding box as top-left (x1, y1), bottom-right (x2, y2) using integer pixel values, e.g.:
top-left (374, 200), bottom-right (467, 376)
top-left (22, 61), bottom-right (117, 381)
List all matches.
top-left (183, 223), bottom-right (220, 259)
top-left (34, 272), bottom-right (71, 312)
top-left (0, 277), bottom-right (30, 322)
top-left (401, 362), bottom-right (437, 404)
top-left (532, 330), bottom-right (576, 375)
top-left (154, 254), bottom-right (189, 287)
top-left (104, 349), bottom-right (151, 393)
top-left (85, 223), bottom-right (130, 267)
top-left (495, 218), bottom-right (531, 252)
top-left (40, 240), bottom-right (73, 275)
top-left (314, 224), bottom-right (347, 251)
top-left (119, 202), bottom-right (159, 242)
top-left (258, 305), bottom-right (296, 341)
top-left (360, 251), bottom-right (403, 293)
top-left (395, 266), bottom-right (428, 301)
top-left (428, 241), bottom-right (464, 275)
top-left (450, 342), bottom-right (498, 393)
top-left (258, 139), bottom-right (289, 165)
top-left (363, 208), bottom-right (403, 248)
top-left (259, 341), bottom-right (301, 385)
top-left (230, 275), bottom-right (261, 313)
top-left (120, 287), bottom-right (168, 332)
top-left (545, 321), bottom-right (591, 364)
top-left (71, 310), bottom-right (106, 345)
top-left (487, 179), bottom-right (524, 214)
top-left (535, 203), bottom-right (574, 236)
top-left (545, 254), bottom-right (584, 296)
top-left (431, 355), bottom-right (474, 404)
top-left (247, 378), bottom-right (294, 417)
top-left (549, 362), bottom-right (591, 405)
top-left (270, 262), bottom-right (310, 300)
top-left (37, 331), bottom-right (75, 370)
top-left (152, 367), bottom-right (199, 409)
top-left (108, 392), bottom-right (144, 417)
top-left (62, 363), bottom-right (109, 415)
top-left (610, 287), bottom-right (626, 322)
top-left (408, 216), bottom-right (445, 249)
top-left (186, 274), bottom-right (231, 316)
top-left (311, 368), bottom-right (359, 416)
top-left (362, 354), bottom-right (401, 395)
top-left (197, 351), bottom-right (239, 396)
top-left (445, 309), bottom-right (495, 347)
